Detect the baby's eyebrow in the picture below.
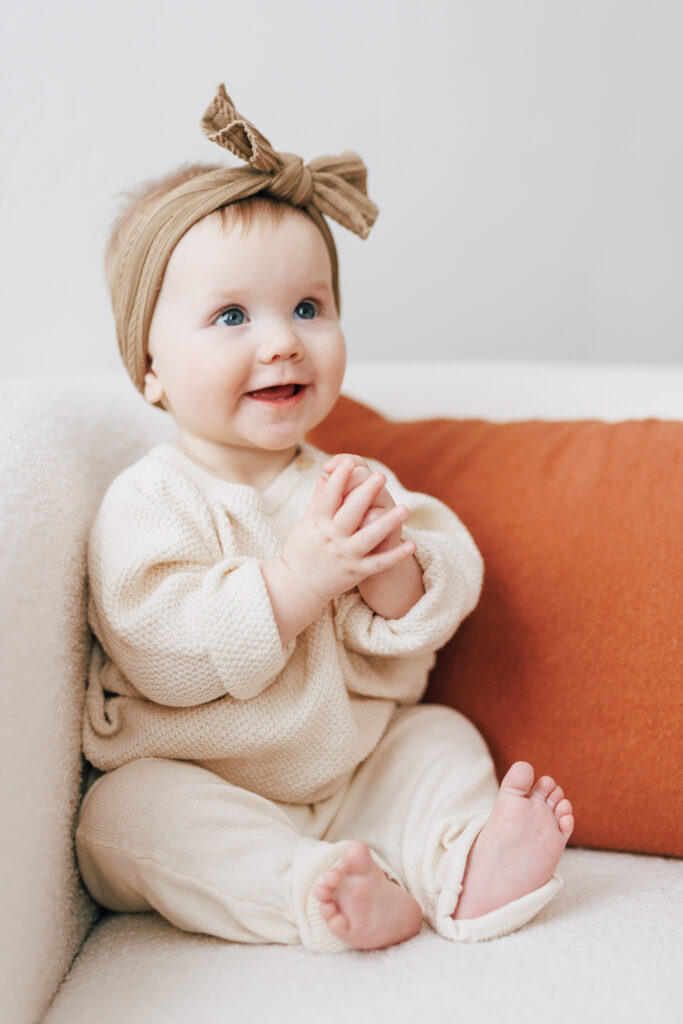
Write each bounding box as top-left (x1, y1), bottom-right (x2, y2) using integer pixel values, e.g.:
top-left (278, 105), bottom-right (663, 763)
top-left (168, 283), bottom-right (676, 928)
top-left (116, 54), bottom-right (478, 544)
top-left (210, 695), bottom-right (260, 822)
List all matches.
top-left (201, 287), bottom-right (249, 305)
top-left (201, 281), bottom-right (332, 305)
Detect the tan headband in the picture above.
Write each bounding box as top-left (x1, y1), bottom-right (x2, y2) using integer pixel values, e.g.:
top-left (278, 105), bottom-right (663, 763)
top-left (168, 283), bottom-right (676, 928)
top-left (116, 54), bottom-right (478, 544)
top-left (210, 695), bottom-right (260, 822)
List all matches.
top-left (111, 83), bottom-right (379, 395)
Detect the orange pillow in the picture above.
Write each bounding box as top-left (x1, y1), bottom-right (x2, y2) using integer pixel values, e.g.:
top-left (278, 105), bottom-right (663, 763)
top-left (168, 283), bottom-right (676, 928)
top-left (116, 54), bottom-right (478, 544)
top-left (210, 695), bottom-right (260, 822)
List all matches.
top-left (308, 396), bottom-right (683, 857)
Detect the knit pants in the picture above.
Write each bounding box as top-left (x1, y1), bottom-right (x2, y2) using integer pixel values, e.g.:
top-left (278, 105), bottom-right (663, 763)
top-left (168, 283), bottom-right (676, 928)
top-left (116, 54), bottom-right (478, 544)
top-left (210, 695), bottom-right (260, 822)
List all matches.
top-left (75, 703), bottom-right (562, 954)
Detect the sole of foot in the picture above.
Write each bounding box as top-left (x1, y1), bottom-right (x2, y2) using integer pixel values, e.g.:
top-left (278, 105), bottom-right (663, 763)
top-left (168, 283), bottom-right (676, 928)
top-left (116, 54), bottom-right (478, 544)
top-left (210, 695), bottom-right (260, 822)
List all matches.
top-left (453, 761), bottom-right (574, 921)
top-left (313, 840), bottom-right (423, 950)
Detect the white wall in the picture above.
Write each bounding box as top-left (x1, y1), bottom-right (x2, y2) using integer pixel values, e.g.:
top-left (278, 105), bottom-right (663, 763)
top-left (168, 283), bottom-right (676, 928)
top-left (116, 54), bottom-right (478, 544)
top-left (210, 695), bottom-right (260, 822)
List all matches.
top-left (2, 0), bottom-right (681, 381)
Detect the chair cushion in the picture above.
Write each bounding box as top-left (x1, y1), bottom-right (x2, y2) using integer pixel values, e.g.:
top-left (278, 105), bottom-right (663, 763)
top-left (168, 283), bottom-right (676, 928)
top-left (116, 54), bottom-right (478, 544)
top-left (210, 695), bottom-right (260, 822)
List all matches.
top-left (308, 397), bottom-right (683, 856)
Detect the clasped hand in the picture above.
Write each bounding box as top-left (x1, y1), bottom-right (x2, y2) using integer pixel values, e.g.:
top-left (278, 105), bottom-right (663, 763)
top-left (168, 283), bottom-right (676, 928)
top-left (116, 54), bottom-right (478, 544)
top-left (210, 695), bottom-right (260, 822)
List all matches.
top-left (281, 456), bottom-right (415, 603)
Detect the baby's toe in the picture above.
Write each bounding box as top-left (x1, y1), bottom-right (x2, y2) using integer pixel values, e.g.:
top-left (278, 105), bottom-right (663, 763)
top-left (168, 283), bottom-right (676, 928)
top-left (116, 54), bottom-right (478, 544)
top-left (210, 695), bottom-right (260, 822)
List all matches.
top-left (500, 761), bottom-right (535, 796)
top-left (555, 797), bottom-right (573, 820)
top-left (319, 900), bottom-right (340, 921)
top-left (342, 840), bottom-right (374, 876)
top-left (547, 784), bottom-right (565, 808)
top-left (326, 910), bottom-right (350, 937)
top-left (558, 812), bottom-right (575, 837)
top-left (313, 882), bottom-right (334, 901)
top-left (554, 797), bottom-right (574, 836)
top-left (530, 775), bottom-right (556, 801)
top-left (321, 867), bottom-right (343, 889)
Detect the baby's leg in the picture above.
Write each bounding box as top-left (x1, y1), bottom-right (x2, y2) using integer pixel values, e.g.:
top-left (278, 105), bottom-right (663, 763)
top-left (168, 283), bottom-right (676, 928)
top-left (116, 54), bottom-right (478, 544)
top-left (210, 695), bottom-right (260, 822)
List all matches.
top-left (75, 757), bottom-right (395, 954)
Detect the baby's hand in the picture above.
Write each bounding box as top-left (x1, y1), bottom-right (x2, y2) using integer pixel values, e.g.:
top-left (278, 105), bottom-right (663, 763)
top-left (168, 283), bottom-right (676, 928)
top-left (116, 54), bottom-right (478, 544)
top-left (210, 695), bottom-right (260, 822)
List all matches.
top-left (322, 452), bottom-right (425, 621)
top-left (281, 457), bottom-right (415, 602)
top-left (322, 453), bottom-right (401, 552)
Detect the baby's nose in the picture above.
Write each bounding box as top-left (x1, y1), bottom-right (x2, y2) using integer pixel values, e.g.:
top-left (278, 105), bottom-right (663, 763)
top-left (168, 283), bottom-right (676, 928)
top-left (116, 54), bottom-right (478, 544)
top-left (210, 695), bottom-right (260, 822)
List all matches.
top-left (258, 326), bottom-right (304, 362)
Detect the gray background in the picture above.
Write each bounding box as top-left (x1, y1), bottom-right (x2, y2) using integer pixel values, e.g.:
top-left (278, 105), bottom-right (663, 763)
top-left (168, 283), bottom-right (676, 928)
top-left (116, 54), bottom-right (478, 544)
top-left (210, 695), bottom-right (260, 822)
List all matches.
top-left (2, 0), bottom-right (681, 381)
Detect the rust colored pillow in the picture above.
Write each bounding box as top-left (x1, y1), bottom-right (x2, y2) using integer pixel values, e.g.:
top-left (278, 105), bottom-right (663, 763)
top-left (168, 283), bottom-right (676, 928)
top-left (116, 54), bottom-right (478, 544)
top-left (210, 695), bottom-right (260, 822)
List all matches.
top-left (308, 396), bottom-right (683, 857)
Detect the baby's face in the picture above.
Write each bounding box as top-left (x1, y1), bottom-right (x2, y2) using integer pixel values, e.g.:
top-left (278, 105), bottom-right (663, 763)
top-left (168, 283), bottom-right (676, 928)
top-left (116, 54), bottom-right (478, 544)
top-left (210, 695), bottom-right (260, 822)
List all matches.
top-left (145, 207), bottom-right (346, 481)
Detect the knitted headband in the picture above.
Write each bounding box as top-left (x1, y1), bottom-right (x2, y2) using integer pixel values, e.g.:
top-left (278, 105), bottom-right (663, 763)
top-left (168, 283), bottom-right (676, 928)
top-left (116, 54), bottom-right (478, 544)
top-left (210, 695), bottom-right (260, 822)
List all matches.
top-left (111, 82), bottom-right (380, 395)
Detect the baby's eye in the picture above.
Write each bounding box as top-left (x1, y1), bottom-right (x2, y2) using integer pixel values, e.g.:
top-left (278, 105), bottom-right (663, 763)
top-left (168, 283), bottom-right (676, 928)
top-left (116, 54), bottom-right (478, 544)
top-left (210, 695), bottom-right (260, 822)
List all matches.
top-left (215, 307), bottom-right (246, 327)
top-left (294, 300), bottom-right (317, 320)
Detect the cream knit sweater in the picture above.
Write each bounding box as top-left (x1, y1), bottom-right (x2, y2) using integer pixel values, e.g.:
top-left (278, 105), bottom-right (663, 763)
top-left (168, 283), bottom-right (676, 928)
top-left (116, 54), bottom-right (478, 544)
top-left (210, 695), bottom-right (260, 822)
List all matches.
top-left (83, 440), bottom-right (484, 804)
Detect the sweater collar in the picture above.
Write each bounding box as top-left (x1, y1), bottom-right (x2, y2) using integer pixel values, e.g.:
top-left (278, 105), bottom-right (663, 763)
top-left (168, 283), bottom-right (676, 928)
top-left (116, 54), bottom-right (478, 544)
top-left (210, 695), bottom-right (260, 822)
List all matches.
top-left (149, 439), bottom-right (325, 514)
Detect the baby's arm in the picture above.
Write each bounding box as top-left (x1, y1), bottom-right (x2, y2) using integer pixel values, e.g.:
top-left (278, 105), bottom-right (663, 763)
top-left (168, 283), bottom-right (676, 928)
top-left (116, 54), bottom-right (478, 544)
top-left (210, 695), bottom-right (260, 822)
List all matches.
top-left (88, 470), bottom-right (297, 706)
top-left (322, 454), bottom-right (425, 620)
top-left (261, 457), bottom-right (416, 645)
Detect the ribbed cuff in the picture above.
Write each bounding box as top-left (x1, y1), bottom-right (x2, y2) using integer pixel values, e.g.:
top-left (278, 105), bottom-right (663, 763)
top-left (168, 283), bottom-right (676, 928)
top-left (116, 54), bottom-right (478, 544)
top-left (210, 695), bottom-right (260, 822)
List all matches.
top-left (434, 872), bottom-right (563, 942)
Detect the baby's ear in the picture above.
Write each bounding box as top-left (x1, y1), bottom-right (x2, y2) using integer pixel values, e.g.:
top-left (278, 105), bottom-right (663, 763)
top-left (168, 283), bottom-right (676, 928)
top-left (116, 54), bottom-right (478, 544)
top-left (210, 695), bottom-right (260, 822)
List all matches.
top-left (143, 367), bottom-right (164, 408)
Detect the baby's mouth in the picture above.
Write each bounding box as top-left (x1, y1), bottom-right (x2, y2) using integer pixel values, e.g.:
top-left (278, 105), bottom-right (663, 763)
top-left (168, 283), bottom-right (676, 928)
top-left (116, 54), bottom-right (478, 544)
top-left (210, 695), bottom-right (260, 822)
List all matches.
top-left (246, 384), bottom-right (305, 402)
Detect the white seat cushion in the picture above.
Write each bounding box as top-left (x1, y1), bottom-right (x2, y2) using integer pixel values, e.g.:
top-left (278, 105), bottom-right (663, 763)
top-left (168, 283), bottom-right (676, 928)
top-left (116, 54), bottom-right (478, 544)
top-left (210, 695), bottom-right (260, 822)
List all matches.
top-left (44, 848), bottom-right (682, 1024)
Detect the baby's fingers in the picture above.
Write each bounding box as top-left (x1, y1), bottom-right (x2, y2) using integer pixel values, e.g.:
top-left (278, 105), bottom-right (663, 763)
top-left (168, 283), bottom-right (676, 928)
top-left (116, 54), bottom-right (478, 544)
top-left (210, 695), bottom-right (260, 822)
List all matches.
top-left (323, 455), bottom-right (372, 497)
top-left (360, 538), bottom-right (416, 578)
top-left (323, 453), bottom-right (369, 475)
top-left (353, 504), bottom-right (408, 553)
top-left (310, 458), bottom-right (357, 516)
top-left (334, 471), bottom-right (388, 534)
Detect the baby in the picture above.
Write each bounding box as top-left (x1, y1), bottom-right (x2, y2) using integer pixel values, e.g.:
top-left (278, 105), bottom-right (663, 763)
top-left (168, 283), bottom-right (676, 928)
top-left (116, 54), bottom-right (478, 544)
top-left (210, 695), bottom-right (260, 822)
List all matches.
top-left (76, 84), bottom-right (574, 954)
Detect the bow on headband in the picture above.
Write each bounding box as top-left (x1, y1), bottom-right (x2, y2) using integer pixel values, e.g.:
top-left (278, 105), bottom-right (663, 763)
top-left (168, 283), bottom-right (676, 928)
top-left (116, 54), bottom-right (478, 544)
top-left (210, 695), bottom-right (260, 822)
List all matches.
top-left (111, 83), bottom-right (379, 397)
top-left (200, 83), bottom-right (378, 238)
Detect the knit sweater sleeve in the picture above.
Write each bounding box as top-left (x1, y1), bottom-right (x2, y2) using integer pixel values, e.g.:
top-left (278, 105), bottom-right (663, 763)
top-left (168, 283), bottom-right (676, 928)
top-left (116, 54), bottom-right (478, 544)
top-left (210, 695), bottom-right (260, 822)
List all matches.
top-left (87, 463), bottom-right (294, 707)
top-left (332, 459), bottom-right (484, 658)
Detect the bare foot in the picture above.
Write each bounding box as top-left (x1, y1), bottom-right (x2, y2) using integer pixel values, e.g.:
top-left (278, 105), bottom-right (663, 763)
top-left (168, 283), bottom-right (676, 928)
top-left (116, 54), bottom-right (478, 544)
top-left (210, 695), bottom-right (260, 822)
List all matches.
top-left (453, 761), bottom-right (574, 920)
top-left (313, 840), bottom-right (423, 950)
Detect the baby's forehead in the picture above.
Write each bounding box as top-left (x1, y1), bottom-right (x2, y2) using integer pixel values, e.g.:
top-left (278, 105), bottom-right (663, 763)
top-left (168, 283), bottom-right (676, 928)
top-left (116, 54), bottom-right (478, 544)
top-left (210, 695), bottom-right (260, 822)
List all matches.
top-left (172, 204), bottom-right (317, 258)
top-left (163, 205), bottom-right (333, 296)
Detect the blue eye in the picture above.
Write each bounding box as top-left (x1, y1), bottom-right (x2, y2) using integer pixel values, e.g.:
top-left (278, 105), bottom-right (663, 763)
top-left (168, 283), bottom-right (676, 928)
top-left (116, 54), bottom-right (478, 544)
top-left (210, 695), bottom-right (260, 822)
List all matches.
top-left (216, 307), bottom-right (245, 327)
top-left (295, 300), bottom-right (317, 320)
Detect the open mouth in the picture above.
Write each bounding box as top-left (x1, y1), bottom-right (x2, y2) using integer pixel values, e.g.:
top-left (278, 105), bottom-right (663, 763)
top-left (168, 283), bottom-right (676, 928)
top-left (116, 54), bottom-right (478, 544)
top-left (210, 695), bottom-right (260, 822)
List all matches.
top-left (246, 383), bottom-right (306, 403)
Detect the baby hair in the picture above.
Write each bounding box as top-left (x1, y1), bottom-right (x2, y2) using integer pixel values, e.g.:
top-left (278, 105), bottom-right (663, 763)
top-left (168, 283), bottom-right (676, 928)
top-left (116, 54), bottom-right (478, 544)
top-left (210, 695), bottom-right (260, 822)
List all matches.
top-left (104, 162), bottom-right (294, 297)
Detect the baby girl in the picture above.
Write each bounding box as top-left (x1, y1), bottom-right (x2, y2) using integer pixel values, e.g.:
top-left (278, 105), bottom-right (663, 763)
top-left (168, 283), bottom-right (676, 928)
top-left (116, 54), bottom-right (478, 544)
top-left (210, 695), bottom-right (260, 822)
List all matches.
top-left (76, 84), bottom-right (573, 954)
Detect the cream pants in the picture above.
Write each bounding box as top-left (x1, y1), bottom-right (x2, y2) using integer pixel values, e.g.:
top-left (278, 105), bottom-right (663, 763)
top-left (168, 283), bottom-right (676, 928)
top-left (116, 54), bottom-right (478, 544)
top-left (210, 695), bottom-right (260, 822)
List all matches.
top-left (75, 703), bottom-right (562, 954)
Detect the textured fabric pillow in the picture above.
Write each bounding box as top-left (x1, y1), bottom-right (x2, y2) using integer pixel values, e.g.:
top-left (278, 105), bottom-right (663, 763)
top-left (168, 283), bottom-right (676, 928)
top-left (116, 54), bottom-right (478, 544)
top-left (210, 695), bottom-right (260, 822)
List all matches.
top-left (308, 397), bottom-right (683, 857)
